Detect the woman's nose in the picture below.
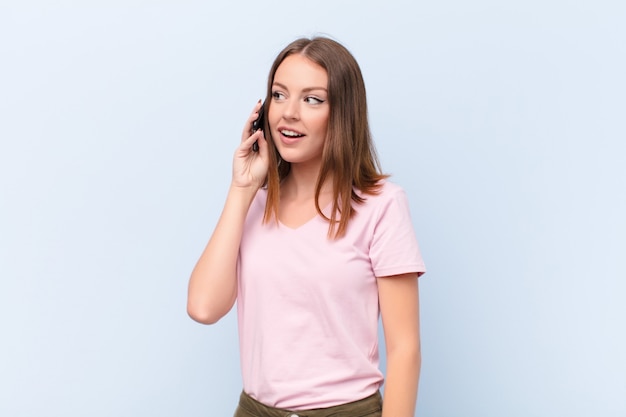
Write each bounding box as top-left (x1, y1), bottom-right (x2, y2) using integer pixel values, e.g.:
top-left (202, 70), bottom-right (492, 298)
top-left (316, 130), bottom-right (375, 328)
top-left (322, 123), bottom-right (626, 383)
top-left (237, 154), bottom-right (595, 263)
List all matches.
top-left (282, 99), bottom-right (300, 120)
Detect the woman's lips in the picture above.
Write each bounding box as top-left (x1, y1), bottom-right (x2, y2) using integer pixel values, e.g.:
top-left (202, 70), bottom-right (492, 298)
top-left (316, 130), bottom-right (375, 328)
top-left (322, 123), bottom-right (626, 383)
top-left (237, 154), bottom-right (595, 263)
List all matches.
top-left (278, 127), bottom-right (305, 145)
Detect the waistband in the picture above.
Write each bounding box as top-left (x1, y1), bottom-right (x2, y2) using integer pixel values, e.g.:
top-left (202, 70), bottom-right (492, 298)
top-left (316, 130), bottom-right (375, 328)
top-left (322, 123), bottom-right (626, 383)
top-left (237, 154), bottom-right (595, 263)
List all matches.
top-left (235, 390), bottom-right (382, 417)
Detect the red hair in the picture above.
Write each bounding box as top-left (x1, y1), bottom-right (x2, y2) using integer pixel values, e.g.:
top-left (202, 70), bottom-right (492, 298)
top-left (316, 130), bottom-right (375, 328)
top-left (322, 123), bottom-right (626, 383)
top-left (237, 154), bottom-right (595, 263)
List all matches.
top-left (262, 37), bottom-right (387, 239)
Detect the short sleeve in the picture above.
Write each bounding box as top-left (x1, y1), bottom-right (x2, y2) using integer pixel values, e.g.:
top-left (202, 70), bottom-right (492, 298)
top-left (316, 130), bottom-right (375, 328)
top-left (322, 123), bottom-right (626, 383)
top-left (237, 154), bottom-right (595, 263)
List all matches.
top-left (369, 186), bottom-right (426, 278)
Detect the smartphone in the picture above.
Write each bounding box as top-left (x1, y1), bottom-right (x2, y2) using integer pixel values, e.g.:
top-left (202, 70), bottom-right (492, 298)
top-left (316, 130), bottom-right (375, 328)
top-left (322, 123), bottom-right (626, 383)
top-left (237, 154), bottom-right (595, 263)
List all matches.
top-left (251, 102), bottom-right (265, 152)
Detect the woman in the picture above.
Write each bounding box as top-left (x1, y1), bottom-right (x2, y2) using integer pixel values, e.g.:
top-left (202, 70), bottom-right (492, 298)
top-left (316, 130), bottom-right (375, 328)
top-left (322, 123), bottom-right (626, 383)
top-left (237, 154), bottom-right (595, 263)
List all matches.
top-left (187, 36), bottom-right (426, 417)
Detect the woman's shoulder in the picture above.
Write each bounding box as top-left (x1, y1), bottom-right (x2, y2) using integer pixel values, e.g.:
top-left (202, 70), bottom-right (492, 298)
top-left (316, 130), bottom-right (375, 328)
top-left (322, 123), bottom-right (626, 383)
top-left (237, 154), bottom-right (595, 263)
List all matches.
top-left (349, 179), bottom-right (416, 237)
top-left (246, 187), bottom-right (268, 221)
top-left (255, 186), bottom-right (269, 201)
top-left (357, 179), bottom-right (408, 204)
top-left (351, 180), bottom-right (412, 223)
top-left (377, 179), bottom-right (405, 194)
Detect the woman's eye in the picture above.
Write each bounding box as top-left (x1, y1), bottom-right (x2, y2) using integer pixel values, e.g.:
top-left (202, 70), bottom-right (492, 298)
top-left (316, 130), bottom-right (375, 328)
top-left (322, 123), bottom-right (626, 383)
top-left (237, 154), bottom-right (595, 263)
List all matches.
top-left (305, 96), bottom-right (324, 104)
top-left (272, 91), bottom-right (285, 100)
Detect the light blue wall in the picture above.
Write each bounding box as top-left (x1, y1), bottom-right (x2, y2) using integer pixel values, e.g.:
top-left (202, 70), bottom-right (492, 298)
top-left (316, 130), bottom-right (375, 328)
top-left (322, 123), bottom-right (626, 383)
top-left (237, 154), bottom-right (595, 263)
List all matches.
top-left (1, 1), bottom-right (624, 416)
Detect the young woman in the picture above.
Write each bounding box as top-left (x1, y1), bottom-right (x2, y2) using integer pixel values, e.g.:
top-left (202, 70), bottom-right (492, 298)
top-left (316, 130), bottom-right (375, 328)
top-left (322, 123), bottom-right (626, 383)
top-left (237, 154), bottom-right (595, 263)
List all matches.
top-left (187, 36), bottom-right (426, 417)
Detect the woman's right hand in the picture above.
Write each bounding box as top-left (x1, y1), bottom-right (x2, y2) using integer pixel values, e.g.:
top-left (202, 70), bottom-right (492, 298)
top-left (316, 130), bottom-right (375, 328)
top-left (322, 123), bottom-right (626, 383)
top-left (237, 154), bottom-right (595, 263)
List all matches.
top-left (231, 101), bottom-right (269, 189)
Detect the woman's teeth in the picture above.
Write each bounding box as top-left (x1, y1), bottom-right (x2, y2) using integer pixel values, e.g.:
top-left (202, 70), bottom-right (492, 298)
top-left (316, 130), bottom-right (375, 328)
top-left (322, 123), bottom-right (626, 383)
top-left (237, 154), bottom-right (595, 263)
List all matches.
top-left (281, 130), bottom-right (304, 137)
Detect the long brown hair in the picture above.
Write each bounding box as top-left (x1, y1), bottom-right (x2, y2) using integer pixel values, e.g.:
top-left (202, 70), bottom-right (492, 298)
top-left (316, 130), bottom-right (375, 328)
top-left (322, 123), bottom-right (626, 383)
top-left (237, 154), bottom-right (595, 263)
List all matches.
top-left (262, 36), bottom-right (388, 239)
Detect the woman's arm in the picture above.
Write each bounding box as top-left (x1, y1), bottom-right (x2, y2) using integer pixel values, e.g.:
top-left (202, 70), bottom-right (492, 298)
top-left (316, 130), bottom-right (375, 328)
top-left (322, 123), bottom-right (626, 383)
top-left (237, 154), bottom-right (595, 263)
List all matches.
top-left (187, 103), bottom-right (268, 324)
top-left (187, 185), bottom-right (258, 324)
top-left (378, 272), bottom-right (421, 417)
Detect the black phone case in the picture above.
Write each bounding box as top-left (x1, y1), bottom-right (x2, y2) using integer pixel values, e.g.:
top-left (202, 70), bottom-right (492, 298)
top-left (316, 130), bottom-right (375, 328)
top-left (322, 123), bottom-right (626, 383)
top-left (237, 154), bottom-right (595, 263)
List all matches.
top-left (252, 103), bottom-right (265, 152)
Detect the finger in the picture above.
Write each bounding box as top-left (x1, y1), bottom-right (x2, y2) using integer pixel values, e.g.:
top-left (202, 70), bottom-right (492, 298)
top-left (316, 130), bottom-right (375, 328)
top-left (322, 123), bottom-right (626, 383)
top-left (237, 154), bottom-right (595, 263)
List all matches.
top-left (239, 129), bottom-right (263, 151)
top-left (255, 130), bottom-right (268, 153)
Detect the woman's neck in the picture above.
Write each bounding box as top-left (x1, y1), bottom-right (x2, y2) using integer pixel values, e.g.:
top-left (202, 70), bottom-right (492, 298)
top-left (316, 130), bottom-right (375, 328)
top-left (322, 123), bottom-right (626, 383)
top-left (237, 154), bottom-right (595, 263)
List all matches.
top-left (281, 163), bottom-right (332, 201)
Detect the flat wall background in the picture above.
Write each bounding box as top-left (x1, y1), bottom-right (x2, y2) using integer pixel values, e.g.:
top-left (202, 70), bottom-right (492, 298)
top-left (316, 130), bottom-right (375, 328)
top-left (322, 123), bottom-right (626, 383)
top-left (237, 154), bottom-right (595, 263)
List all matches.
top-left (1, 1), bottom-right (624, 416)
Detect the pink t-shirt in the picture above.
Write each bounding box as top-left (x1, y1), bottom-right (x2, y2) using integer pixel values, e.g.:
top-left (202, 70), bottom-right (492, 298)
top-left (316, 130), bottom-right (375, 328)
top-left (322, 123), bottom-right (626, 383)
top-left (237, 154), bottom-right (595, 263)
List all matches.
top-left (237, 180), bottom-right (425, 410)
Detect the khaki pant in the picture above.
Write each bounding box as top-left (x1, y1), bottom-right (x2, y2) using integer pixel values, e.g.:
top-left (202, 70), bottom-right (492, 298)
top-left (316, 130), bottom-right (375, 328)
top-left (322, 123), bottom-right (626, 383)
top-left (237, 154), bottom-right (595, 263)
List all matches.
top-left (234, 391), bottom-right (382, 417)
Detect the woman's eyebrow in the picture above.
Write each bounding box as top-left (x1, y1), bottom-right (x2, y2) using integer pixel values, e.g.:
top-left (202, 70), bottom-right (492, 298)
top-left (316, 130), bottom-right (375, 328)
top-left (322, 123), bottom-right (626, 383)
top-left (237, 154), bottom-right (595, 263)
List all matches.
top-left (272, 81), bottom-right (327, 93)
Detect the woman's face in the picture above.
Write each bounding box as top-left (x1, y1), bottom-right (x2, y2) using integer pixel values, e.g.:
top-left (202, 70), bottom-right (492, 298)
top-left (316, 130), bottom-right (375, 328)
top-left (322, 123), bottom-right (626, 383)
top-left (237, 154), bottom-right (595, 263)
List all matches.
top-left (268, 54), bottom-right (329, 168)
